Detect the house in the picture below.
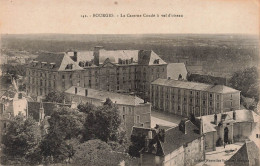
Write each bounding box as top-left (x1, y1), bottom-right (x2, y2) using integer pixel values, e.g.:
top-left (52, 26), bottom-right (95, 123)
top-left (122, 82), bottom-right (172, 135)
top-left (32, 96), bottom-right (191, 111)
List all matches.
top-left (64, 86), bottom-right (151, 137)
top-left (196, 109), bottom-right (259, 152)
top-left (167, 63), bottom-right (187, 80)
top-left (225, 140), bottom-right (259, 166)
top-left (133, 119), bottom-right (205, 166)
top-left (150, 78), bottom-right (240, 117)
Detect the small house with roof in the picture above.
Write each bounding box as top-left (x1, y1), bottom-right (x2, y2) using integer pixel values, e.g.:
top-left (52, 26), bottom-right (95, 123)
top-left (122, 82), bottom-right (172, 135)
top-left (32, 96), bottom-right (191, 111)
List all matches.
top-left (132, 119), bottom-right (205, 166)
top-left (195, 109), bottom-right (259, 152)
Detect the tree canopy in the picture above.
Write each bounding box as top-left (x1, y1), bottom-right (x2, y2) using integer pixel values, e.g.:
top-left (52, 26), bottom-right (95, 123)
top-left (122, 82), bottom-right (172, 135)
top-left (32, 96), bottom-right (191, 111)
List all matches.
top-left (1, 116), bottom-right (41, 165)
top-left (229, 67), bottom-right (259, 101)
top-left (45, 91), bottom-right (66, 103)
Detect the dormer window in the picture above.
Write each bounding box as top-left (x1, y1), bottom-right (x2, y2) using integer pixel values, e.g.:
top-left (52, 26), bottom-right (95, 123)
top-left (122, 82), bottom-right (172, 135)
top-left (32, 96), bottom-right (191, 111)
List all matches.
top-left (41, 62), bottom-right (47, 68)
top-left (32, 61), bottom-right (38, 67)
top-left (50, 63), bottom-right (56, 69)
top-left (65, 64), bottom-right (73, 70)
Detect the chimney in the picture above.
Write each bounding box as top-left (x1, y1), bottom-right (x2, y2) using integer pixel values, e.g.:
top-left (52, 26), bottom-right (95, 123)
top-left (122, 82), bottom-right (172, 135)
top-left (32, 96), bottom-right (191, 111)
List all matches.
top-left (75, 87), bottom-right (77, 94)
top-left (178, 74), bottom-right (183, 80)
top-left (233, 111), bottom-right (236, 120)
top-left (168, 77), bottom-right (171, 80)
top-left (93, 46), bottom-right (103, 66)
top-left (39, 100), bottom-right (45, 122)
top-left (85, 89), bottom-right (88, 96)
top-left (73, 51), bottom-right (77, 62)
top-left (214, 114), bottom-right (218, 125)
top-left (179, 118), bottom-right (188, 134)
top-left (200, 118), bottom-right (203, 135)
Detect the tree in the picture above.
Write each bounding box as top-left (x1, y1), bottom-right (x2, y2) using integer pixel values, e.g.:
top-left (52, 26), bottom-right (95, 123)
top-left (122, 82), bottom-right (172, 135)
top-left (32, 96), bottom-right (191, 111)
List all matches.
top-left (1, 116), bottom-right (41, 165)
top-left (103, 97), bottom-right (113, 107)
top-left (39, 107), bottom-right (86, 163)
top-left (77, 102), bottom-right (96, 114)
top-left (229, 67), bottom-right (259, 101)
top-left (71, 139), bottom-right (128, 166)
top-left (83, 104), bottom-right (122, 142)
top-left (45, 91), bottom-right (66, 103)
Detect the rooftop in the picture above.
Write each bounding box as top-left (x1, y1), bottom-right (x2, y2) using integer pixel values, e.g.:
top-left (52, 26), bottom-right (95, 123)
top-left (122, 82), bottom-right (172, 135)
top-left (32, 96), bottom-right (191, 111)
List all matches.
top-left (152, 78), bottom-right (239, 94)
top-left (65, 86), bottom-right (147, 106)
top-left (198, 109), bottom-right (259, 133)
top-left (225, 141), bottom-right (259, 165)
top-left (167, 63), bottom-right (188, 80)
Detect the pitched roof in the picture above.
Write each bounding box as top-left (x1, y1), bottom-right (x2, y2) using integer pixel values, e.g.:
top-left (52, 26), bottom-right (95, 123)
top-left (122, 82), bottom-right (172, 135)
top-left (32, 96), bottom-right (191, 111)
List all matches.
top-left (152, 78), bottom-right (239, 94)
top-left (65, 86), bottom-right (146, 106)
top-left (167, 63), bottom-right (188, 80)
top-left (199, 109), bottom-right (259, 133)
top-left (27, 52), bottom-right (83, 71)
top-left (225, 141), bottom-right (259, 166)
top-left (159, 120), bottom-right (202, 155)
top-left (99, 50), bottom-right (139, 64)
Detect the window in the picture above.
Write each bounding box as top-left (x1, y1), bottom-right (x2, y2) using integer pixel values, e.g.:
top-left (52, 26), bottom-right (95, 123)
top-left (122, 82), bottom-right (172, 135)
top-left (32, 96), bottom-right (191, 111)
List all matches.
top-left (62, 75), bottom-right (65, 79)
top-left (196, 92), bottom-right (199, 96)
top-left (190, 91), bottom-right (193, 95)
top-left (137, 115), bottom-right (140, 123)
top-left (190, 98), bottom-right (193, 103)
top-left (203, 101), bottom-right (206, 106)
top-left (217, 95), bottom-right (220, 100)
top-left (210, 93), bottom-right (213, 98)
top-left (210, 101), bottom-right (212, 106)
top-left (217, 103), bottom-right (220, 109)
top-left (231, 102), bottom-right (232, 106)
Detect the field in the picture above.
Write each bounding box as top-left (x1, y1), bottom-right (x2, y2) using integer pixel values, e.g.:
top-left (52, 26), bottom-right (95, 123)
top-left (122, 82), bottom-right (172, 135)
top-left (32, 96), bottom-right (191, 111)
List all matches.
top-left (1, 34), bottom-right (259, 77)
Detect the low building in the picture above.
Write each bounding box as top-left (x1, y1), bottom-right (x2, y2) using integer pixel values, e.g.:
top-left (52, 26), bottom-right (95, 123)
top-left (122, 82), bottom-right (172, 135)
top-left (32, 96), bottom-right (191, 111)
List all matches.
top-left (150, 78), bottom-right (240, 117)
top-left (64, 86), bottom-right (151, 137)
top-left (133, 119), bottom-right (205, 166)
top-left (225, 140), bottom-right (259, 166)
top-left (167, 63), bottom-right (187, 80)
top-left (196, 109), bottom-right (259, 152)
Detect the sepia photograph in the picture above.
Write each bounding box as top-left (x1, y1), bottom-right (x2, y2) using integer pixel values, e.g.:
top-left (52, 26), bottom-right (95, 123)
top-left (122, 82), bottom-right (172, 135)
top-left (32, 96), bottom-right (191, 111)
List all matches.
top-left (0, 0), bottom-right (259, 165)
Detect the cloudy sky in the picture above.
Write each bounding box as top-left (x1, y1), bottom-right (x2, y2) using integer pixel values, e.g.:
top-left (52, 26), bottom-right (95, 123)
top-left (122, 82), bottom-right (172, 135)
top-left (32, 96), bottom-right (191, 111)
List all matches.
top-left (0, 0), bottom-right (259, 34)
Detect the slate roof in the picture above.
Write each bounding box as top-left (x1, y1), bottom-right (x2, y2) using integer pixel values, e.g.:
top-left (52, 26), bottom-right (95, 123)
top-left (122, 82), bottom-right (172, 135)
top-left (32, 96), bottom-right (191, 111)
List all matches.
top-left (225, 141), bottom-right (259, 166)
top-left (152, 78), bottom-right (239, 94)
top-left (159, 120), bottom-right (202, 155)
top-left (167, 63), bottom-right (188, 80)
top-left (199, 109), bottom-right (259, 133)
top-left (65, 86), bottom-right (146, 106)
top-left (27, 52), bottom-right (83, 71)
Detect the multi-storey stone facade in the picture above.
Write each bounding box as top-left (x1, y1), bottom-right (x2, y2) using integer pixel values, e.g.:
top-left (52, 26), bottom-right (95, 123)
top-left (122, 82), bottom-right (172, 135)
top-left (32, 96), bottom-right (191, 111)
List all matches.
top-left (150, 78), bottom-right (240, 117)
top-left (25, 47), bottom-right (167, 100)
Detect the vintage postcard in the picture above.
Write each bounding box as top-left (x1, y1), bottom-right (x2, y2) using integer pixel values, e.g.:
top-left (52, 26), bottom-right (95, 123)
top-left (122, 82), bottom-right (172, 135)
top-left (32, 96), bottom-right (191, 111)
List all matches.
top-left (0, 0), bottom-right (259, 165)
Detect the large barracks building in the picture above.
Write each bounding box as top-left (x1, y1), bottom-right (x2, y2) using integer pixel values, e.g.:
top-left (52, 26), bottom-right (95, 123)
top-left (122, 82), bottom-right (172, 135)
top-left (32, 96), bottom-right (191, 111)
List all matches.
top-left (25, 46), bottom-right (167, 100)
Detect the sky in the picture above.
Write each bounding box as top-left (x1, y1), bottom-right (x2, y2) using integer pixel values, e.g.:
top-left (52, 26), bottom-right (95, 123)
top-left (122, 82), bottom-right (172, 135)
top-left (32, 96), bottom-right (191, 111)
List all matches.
top-left (0, 0), bottom-right (259, 34)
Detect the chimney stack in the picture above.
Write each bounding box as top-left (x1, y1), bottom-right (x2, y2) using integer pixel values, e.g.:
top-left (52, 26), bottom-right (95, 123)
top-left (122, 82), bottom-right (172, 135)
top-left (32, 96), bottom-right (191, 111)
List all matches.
top-left (75, 87), bottom-right (77, 94)
top-left (93, 46), bottom-right (103, 66)
top-left (214, 114), bottom-right (218, 125)
top-left (179, 118), bottom-right (188, 134)
top-left (85, 89), bottom-right (88, 96)
top-left (73, 51), bottom-right (77, 62)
